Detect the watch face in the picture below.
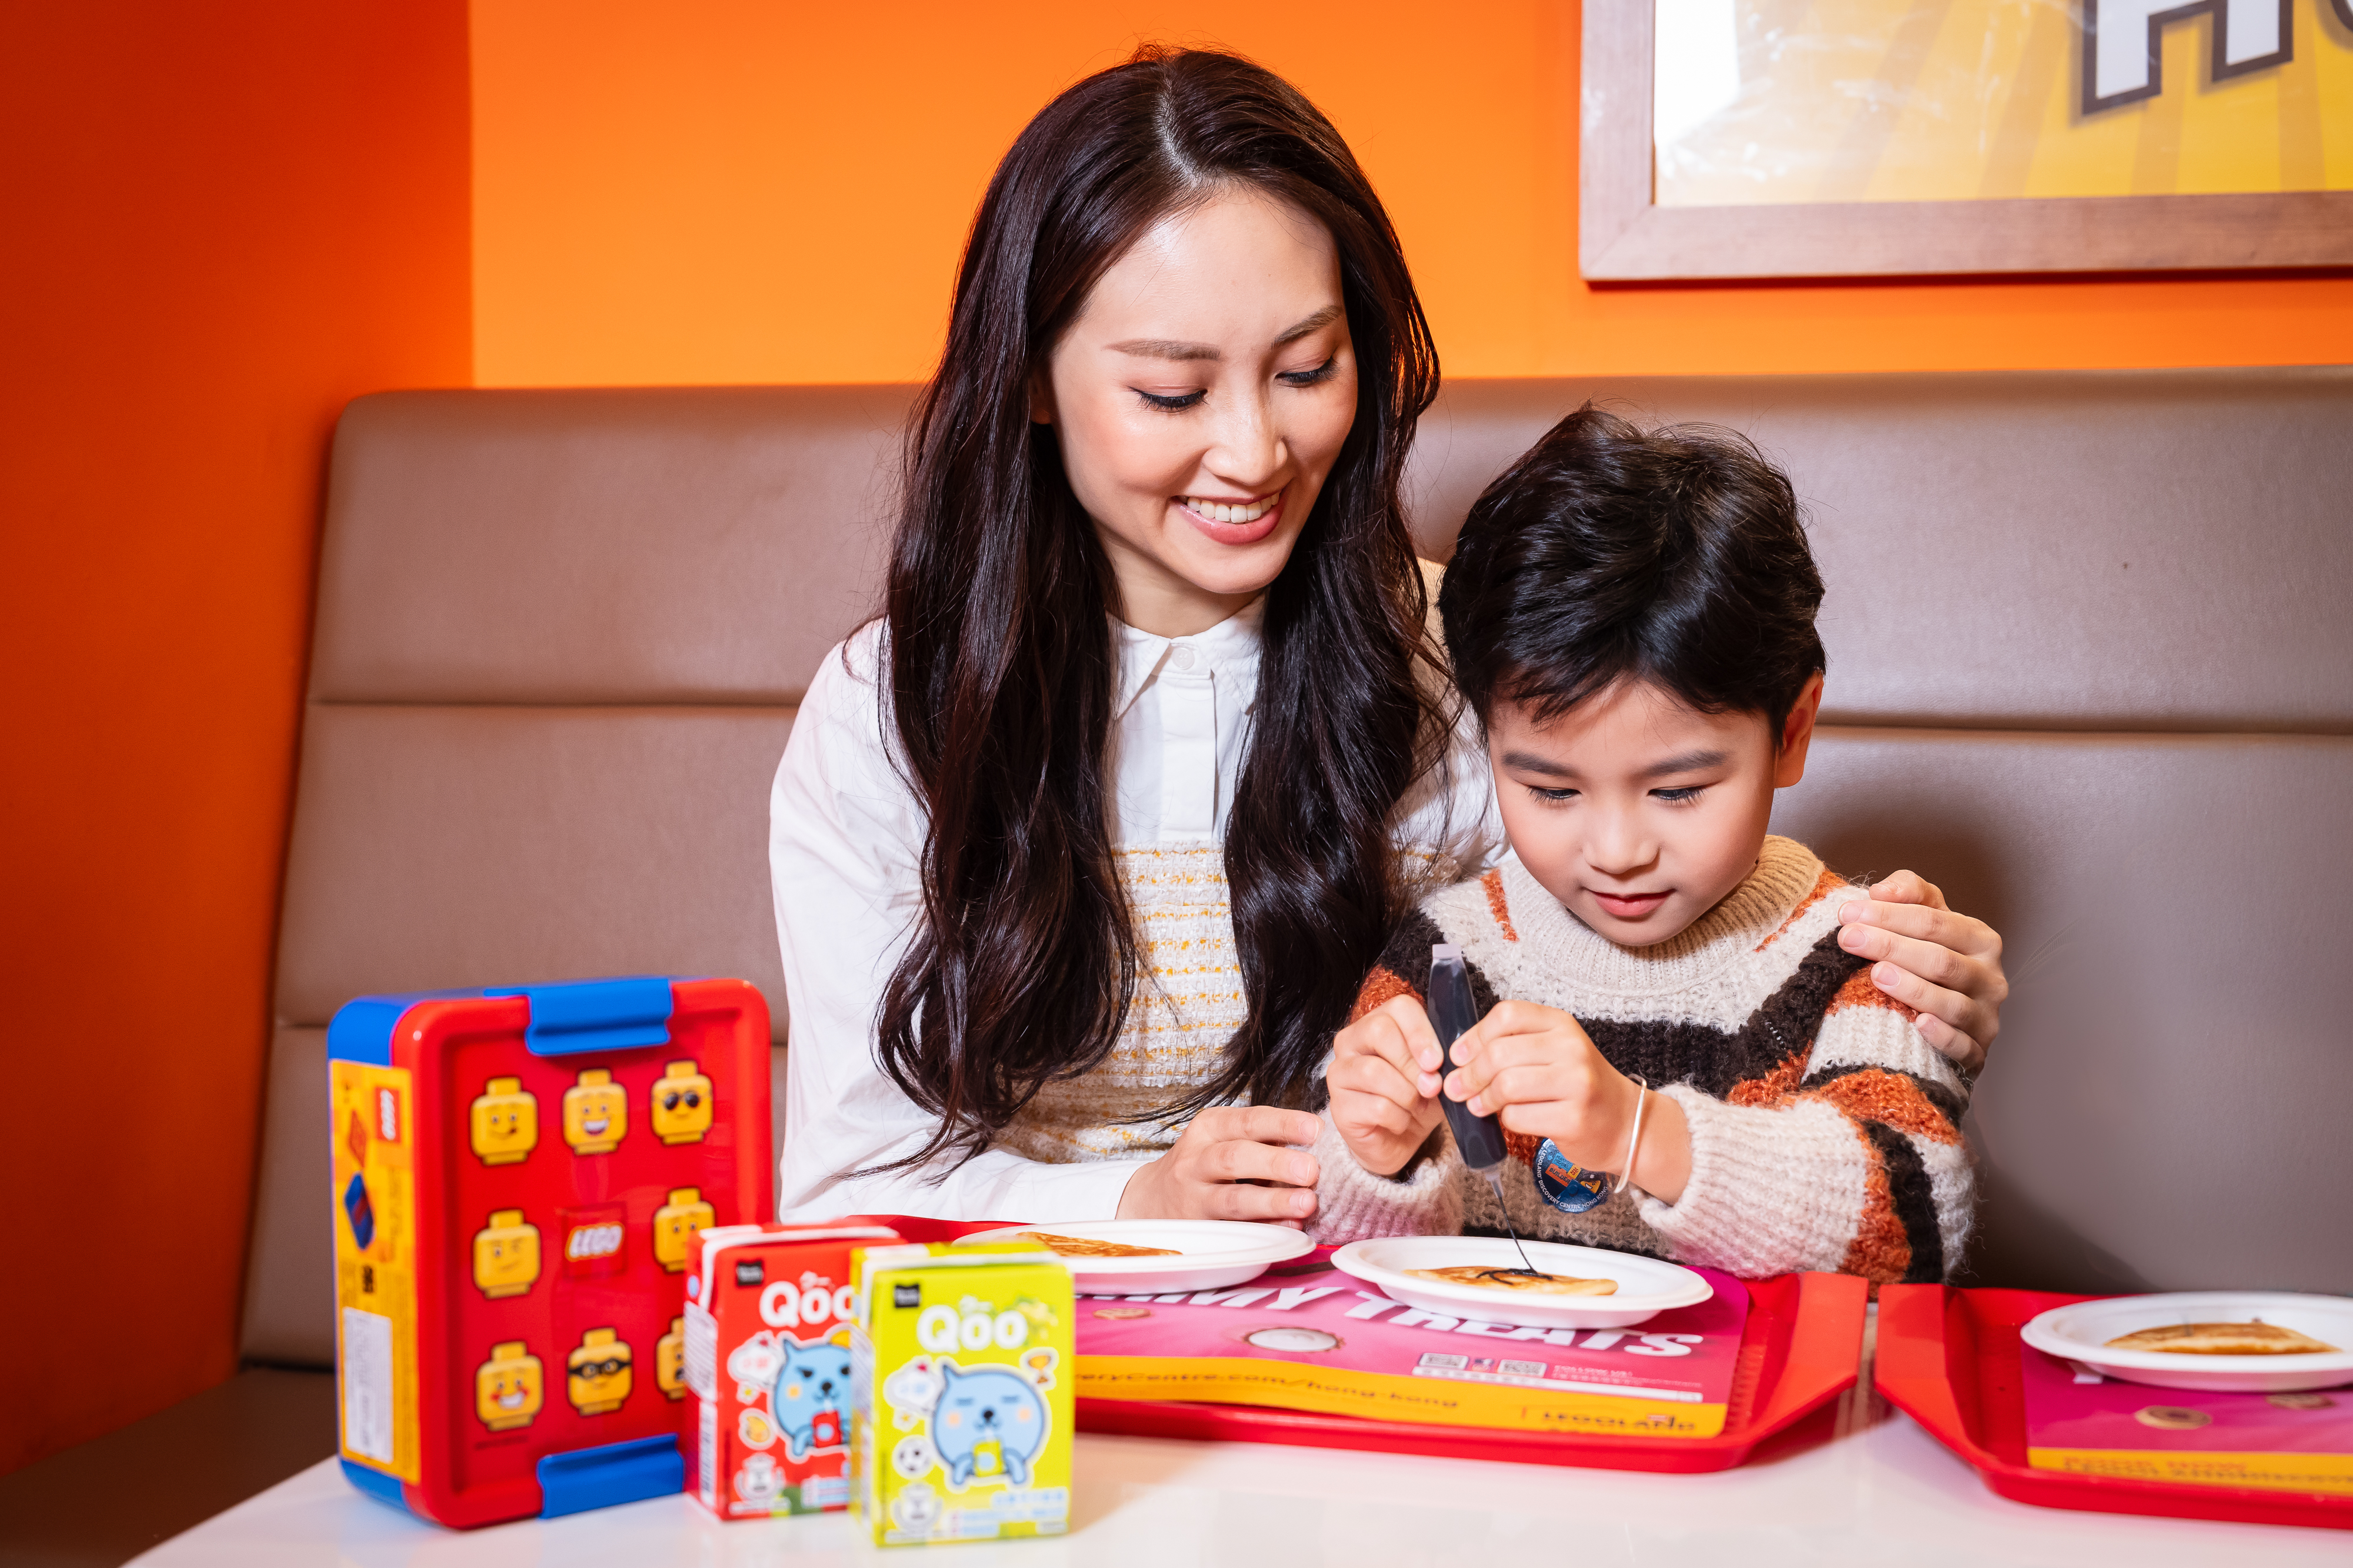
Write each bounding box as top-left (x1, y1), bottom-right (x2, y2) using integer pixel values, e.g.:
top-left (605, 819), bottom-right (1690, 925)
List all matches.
top-left (1532, 1140), bottom-right (1610, 1213)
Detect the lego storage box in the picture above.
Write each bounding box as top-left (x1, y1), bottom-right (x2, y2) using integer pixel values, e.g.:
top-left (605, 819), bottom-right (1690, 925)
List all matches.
top-left (681, 1222), bottom-right (903, 1517)
top-left (329, 975), bottom-right (773, 1527)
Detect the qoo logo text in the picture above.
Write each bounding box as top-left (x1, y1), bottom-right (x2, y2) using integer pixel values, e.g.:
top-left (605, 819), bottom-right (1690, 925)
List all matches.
top-left (565, 1225), bottom-right (623, 1260)
top-left (916, 1302), bottom-right (1031, 1355)
top-left (762, 1277), bottom-right (856, 1330)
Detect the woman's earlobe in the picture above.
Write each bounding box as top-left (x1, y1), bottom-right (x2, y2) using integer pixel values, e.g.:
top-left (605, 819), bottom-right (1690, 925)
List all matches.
top-left (1028, 374), bottom-right (1055, 426)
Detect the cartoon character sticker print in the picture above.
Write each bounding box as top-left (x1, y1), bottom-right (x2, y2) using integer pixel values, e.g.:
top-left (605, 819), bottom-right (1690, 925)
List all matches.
top-left (727, 1330), bottom-right (784, 1404)
top-left (772, 1333), bottom-right (854, 1459)
top-left (562, 1069), bottom-right (626, 1155)
top-left (650, 1059), bottom-right (712, 1144)
top-left (928, 1362), bottom-right (1049, 1488)
top-left (468, 1076), bottom-right (538, 1165)
top-left (734, 1452), bottom-right (786, 1509)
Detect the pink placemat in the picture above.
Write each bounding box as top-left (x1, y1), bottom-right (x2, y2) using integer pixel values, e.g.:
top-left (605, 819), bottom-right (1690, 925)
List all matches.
top-left (1075, 1253), bottom-right (1747, 1439)
top-left (2021, 1342), bottom-right (2353, 1494)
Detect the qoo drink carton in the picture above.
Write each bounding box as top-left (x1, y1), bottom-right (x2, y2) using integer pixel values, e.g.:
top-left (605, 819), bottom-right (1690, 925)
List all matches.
top-left (848, 1243), bottom-right (1074, 1546)
top-left (326, 976), bottom-right (772, 1527)
top-left (681, 1223), bottom-right (903, 1517)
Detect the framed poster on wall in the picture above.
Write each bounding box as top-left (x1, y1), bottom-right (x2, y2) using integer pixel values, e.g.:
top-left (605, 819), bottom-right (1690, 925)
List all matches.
top-left (1581, 0), bottom-right (2353, 277)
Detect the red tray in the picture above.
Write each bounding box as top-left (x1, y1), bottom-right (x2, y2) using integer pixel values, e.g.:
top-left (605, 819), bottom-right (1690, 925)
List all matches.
top-left (1877, 1284), bottom-right (2353, 1532)
top-left (850, 1217), bottom-right (1864, 1472)
top-left (1075, 1270), bottom-right (1865, 1474)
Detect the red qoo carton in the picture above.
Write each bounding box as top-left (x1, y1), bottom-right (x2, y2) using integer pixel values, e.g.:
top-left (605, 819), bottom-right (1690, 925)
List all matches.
top-left (682, 1223), bottom-right (904, 1517)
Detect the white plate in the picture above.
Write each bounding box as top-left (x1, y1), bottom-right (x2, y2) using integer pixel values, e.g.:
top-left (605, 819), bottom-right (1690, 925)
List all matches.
top-left (2018, 1292), bottom-right (2353, 1393)
top-left (1331, 1236), bottom-right (1712, 1329)
top-left (961, 1220), bottom-right (1315, 1294)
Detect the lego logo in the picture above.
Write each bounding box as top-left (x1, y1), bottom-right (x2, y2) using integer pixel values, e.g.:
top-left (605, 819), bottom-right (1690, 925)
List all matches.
top-left (376, 1087), bottom-right (399, 1142)
top-left (566, 1224), bottom-right (624, 1260)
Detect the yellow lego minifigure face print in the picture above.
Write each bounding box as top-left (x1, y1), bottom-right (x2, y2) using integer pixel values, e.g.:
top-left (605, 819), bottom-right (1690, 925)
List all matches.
top-left (469, 1077), bottom-right (538, 1166)
top-left (649, 1059), bottom-right (713, 1145)
top-left (652, 1186), bottom-right (715, 1273)
top-left (562, 1069), bottom-right (626, 1155)
top-left (476, 1342), bottom-right (543, 1431)
top-left (567, 1327), bottom-right (632, 1415)
top-left (658, 1317), bottom-right (686, 1400)
top-left (471, 1209), bottom-right (541, 1299)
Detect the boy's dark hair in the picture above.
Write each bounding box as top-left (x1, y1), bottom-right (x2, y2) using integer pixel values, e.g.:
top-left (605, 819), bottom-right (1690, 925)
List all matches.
top-left (1438, 404), bottom-right (1826, 739)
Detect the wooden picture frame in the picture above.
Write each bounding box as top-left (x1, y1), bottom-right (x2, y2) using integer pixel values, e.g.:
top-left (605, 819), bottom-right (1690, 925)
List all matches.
top-left (1579, 0), bottom-right (2353, 280)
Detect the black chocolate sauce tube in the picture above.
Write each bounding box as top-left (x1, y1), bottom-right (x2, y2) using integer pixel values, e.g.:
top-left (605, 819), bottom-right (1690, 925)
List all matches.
top-left (1427, 943), bottom-right (1508, 1175)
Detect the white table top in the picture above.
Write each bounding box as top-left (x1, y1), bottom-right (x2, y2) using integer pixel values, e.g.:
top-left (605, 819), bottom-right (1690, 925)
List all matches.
top-left (132, 1397), bottom-right (2344, 1567)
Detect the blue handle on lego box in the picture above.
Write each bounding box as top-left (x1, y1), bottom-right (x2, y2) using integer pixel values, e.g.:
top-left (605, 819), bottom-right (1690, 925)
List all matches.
top-left (486, 976), bottom-right (676, 1056)
top-left (536, 1434), bottom-right (683, 1517)
top-left (329, 978), bottom-right (679, 1063)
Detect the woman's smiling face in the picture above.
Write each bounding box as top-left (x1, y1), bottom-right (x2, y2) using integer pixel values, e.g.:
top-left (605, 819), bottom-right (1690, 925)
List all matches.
top-left (1036, 186), bottom-right (1358, 637)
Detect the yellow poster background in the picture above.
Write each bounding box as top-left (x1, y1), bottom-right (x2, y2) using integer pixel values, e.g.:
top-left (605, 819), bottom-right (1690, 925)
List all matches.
top-left (1655, 0), bottom-right (2353, 204)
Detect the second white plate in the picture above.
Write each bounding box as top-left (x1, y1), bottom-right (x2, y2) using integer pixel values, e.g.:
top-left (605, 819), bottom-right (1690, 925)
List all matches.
top-left (1332, 1236), bottom-right (1712, 1329)
top-left (2018, 1292), bottom-right (2353, 1393)
top-left (961, 1220), bottom-right (1315, 1293)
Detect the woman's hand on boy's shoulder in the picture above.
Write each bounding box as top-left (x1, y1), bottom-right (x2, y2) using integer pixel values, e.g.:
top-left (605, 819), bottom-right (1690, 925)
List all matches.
top-left (1834, 871), bottom-right (2007, 1075)
top-left (1328, 995), bottom-right (1448, 1177)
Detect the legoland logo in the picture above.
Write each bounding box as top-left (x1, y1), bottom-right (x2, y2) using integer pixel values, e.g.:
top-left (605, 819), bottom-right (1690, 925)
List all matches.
top-left (760, 1270), bottom-right (855, 1330)
top-left (566, 1223), bottom-right (624, 1261)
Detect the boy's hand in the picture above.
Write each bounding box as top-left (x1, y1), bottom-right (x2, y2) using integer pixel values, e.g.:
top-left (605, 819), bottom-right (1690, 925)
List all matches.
top-left (1327, 995), bottom-right (1447, 1177)
top-left (1446, 1000), bottom-right (1690, 1202)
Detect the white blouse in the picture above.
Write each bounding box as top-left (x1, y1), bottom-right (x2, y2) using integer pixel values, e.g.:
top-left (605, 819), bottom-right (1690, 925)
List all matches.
top-left (768, 595), bottom-right (1502, 1223)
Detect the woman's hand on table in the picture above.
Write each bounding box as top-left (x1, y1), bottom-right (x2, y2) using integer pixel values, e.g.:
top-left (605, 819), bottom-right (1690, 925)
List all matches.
top-left (1116, 1106), bottom-right (1323, 1226)
top-left (1327, 995), bottom-right (1447, 1177)
top-left (1836, 870), bottom-right (2007, 1075)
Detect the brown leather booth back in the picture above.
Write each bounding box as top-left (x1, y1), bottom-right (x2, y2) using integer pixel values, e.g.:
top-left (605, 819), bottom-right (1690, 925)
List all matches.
top-left (244, 369), bottom-right (2353, 1367)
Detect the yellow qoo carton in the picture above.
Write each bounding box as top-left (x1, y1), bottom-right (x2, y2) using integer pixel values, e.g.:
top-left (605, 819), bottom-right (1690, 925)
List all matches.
top-left (849, 1243), bottom-right (1073, 1546)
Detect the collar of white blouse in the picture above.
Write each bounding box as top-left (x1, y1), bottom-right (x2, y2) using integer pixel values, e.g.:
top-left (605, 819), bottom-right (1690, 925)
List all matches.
top-left (1108, 597), bottom-right (1265, 842)
top-left (1109, 596), bottom-right (1265, 721)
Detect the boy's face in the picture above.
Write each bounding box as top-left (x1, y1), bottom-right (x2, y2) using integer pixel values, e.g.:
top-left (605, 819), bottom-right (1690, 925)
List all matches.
top-left (1489, 673), bottom-right (1822, 947)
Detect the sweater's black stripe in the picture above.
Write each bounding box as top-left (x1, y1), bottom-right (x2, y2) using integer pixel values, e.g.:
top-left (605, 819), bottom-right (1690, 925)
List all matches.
top-left (1582, 929), bottom-right (1868, 1097)
top-left (1860, 1120), bottom-right (1945, 1283)
top-left (1741, 930), bottom-right (1871, 1066)
top-left (1799, 1062), bottom-right (1969, 1127)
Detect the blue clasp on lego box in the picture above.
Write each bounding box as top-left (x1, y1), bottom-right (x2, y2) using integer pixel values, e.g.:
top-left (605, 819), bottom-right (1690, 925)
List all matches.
top-left (343, 1434), bottom-right (682, 1520)
top-left (328, 977), bottom-right (679, 1065)
top-left (486, 976), bottom-right (675, 1057)
top-left (537, 1434), bottom-right (684, 1517)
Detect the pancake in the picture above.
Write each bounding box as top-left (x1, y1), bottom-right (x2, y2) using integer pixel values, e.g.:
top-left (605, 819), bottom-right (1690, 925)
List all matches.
top-left (1405, 1265), bottom-right (1618, 1296)
top-left (1010, 1230), bottom-right (1181, 1259)
top-left (2103, 1321), bottom-right (2339, 1356)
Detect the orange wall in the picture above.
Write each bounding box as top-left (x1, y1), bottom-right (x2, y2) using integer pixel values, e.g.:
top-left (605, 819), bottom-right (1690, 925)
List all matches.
top-left (0, 4), bottom-right (471, 1473)
top-left (471, 0), bottom-right (2351, 388)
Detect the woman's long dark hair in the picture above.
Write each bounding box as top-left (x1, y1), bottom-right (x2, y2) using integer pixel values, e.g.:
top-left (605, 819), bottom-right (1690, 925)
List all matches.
top-left (874, 46), bottom-right (1445, 1172)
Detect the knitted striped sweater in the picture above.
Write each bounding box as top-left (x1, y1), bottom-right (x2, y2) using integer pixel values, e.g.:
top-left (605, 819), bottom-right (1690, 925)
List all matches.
top-left (1309, 836), bottom-right (1975, 1284)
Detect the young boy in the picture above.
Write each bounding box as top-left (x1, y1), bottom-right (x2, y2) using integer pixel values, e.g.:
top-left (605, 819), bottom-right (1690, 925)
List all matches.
top-left (1312, 407), bottom-right (1972, 1283)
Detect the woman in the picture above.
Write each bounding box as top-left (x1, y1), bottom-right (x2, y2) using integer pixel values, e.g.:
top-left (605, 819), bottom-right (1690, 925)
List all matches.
top-left (770, 48), bottom-right (2005, 1225)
